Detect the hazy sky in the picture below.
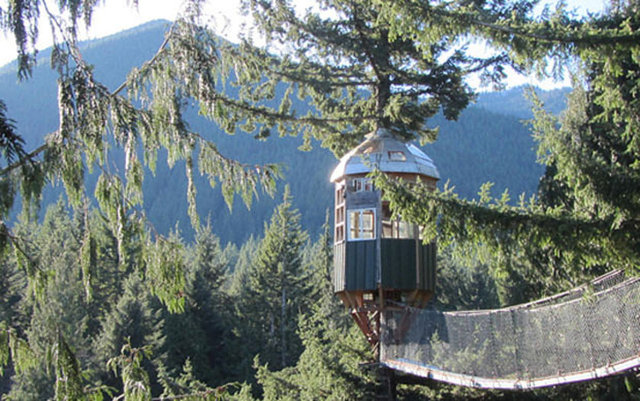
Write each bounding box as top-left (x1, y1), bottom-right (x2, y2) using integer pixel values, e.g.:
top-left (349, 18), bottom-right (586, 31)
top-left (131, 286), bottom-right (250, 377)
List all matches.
top-left (0, 0), bottom-right (607, 87)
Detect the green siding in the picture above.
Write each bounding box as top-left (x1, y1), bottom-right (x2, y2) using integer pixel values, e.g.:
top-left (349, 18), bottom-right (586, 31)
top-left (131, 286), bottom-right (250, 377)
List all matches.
top-left (334, 239), bottom-right (436, 293)
top-left (333, 242), bottom-right (346, 292)
top-left (380, 239), bottom-right (436, 292)
top-left (344, 240), bottom-right (376, 290)
top-left (419, 241), bottom-right (437, 292)
top-left (381, 239), bottom-right (411, 289)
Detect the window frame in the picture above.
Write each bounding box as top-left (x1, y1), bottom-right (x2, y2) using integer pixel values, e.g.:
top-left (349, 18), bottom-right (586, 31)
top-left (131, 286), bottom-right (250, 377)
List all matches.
top-left (348, 177), bottom-right (374, 193)
top-left (334, 182), bottom-right (346, 243)
top-left (388, 150), bottom-right (407, 161)
top-left (381, 201), bottom-right (417, 239)
top-left (347, 208), bottom-right (376, 241)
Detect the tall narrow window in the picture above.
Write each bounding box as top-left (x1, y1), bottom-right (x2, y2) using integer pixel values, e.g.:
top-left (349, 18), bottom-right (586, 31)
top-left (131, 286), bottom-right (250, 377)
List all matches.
top-left (348, 209), bottom-right (375, 240)
top-left (335, 182), bottom-right (346, 243)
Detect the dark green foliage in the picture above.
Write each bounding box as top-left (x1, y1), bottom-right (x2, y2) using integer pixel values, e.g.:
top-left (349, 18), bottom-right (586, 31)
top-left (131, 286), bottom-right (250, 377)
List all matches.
top-left (228, 235), bottom-right (260, 296)
top-left (4, 201), bottom-right (97, 400)
top-left (255, 318), bottom-right (377, 401)
top-left (0, 21), bottom-right (571, 247)
top-left (232, 0), bottom-right (486, 154)
top-left (304, 212), bottom-right (342, 311)
top-left (92, 272), bottom-right (165, 395)
top-left (432, 249), bottom-right (500, 311)
top-left (0, 100), bottom-right (26, 167)
top-left (162, 223), bottom-right (234, 386)
top-left (0, 248), bottom-right (26, 332)
top-left (376, 0), bottom-right (640, 276)
top-left (106, 341), bottom-right (153, 401)
top-left (255, 219), bottom-right (377, 400)
top-left (0, 39), bottom-right (555, 244)
top-left (0, 5), bottom-right (281, 337)
top-left (372, 2), bottom-right (640, 398)
top-left (233, 187), bottom-right (310, 375)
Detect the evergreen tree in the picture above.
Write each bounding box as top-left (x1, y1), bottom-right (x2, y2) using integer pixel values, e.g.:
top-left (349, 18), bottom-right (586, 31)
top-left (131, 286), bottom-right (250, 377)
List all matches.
top-left (0, 243), bottom-right (26, 336)
top-left (229, 0), bottom-right (492, 154)
top-left (432, 248), bottom-right (500, 311)
top-left (92, 272), bottom-right (166, 397)
top-left (0, 100), bottom-right (26, 169)
top-left (374, 0), bottom-right (640, 293)
top-left (163, 222), bottom-right (234, 387)
top-left (370, 1), bottom-right (640, 398)
top-left (257, 216), bottom-right (508, 401)
top-left (5, 201), bottom-right (100, 400)
top-left (255, 215), bottom-right (383, 400)
top-left (0, 256), bottom-right (24, 395)
top-left (228, 235), bottom-right (260, 297)
top-left (0, 2), bottom-right (282, 395)
top-left (303, 212), bottom-right (350, 330)
top-left (0, 0), bottom-right (280, 341)
top-left (234, 187), bottom-right (309, 375)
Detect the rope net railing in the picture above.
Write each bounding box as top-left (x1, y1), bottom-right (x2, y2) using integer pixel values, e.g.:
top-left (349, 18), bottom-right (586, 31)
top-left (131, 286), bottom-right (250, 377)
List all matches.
top-left (380, 271), bottom-right (640, 389)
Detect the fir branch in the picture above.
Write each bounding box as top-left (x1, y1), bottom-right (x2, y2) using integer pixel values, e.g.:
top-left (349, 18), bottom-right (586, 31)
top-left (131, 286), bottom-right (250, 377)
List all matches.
top-left (268, 70), bottom-right (375, 87)
top-left (401, 1), bottom-right (640, 49)
top-left (1, 221), bottom-right (41, 274)
top-left (221, 41), bottom-right (374, 84)
top-left (111, 21), bottom-right (178, 97)
top-left (208, 90), bottom-right (376, 126)
top-left (42, 0), bottom-right (83, 65)
top-left (457, 12), bottom-right (640, 46)
top-left (246, 0), bottom-right (352, 53)
top-left (375, 173), bottom-right (639, 269)
top-left (150, 389), bottom-right (225, 400)
top-left (351, 6), bottom-right (388, 119)
top-left (0, 143), bottom-right (46, 177)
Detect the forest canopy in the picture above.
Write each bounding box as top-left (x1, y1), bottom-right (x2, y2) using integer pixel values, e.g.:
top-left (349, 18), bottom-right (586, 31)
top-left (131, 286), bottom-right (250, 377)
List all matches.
top-left (1, 0), bottom-right (640, 400)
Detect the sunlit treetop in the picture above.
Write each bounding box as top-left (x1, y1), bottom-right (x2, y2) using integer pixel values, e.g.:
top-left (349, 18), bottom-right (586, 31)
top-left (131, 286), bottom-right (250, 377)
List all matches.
top-left (225, 0), bottom-right (521, 154)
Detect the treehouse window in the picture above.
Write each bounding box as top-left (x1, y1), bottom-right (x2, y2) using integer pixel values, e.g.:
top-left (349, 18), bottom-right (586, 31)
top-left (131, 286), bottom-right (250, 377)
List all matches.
top-left (381, 201), bottom-right (415, 239)
top-left (388, 151), bottom-right (406, 161)
top-left (348, 209), bottom-right (375, 240)
top-left (348, 177), bottom-right (373, 192)
top-left (335, 182), bottom-right (346, 243)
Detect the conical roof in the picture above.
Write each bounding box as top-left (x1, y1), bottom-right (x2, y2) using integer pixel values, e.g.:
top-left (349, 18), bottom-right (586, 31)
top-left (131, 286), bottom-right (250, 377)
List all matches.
top-left (330, 128), bottom-right (439, 182)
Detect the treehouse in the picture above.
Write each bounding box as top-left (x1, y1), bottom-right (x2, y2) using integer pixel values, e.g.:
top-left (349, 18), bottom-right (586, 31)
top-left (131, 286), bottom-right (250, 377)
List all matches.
top-left (330, 128), bottom-right (438, 346)
top-left (329, 134), bottom-right (640, 393)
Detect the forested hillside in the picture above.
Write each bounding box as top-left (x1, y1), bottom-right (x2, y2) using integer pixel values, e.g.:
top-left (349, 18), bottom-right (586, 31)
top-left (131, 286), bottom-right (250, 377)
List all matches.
top-left (475, 86), bottom-right (570, 119)
top-left (3, 0), bottom-right (638, 400)
top-left (0, 20), bottom-right (560, 244)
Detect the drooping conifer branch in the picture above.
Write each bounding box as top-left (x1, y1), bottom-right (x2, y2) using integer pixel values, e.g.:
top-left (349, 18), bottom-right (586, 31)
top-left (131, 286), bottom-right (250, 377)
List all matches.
top-left (427, 3), bottom-right (640, 46)
top-left (375, 171), bottom-right (640, 276)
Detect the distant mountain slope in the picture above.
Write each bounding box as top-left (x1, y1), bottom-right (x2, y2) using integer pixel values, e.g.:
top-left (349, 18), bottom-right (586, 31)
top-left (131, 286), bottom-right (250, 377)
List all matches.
top-left (474, 86), bottom-right (571, 119)
top-left (0, 20), bottom-right (559, 244)
top-left (0, 20), bottom-right (171, 148)
top-left (428, 107), bottom-right (544, 199)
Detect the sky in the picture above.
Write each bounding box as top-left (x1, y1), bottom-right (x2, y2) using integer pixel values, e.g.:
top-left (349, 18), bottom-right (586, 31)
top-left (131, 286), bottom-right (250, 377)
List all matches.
top-left (0, 0), bottom-right (607, 88)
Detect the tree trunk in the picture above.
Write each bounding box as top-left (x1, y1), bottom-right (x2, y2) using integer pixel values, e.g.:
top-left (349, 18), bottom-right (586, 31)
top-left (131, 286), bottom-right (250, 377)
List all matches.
top-left (281, 286), bottom-right (287, 368)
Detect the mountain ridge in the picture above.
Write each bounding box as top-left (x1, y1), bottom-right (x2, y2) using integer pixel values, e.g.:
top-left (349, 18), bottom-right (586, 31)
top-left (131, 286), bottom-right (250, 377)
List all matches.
top-left (0, 20), bottom-right (564, 244)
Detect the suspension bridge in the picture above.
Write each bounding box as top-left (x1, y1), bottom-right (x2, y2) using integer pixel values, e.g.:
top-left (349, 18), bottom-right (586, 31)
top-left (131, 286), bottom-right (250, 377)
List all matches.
top-left (380, 269), bottom-right (640, 389)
